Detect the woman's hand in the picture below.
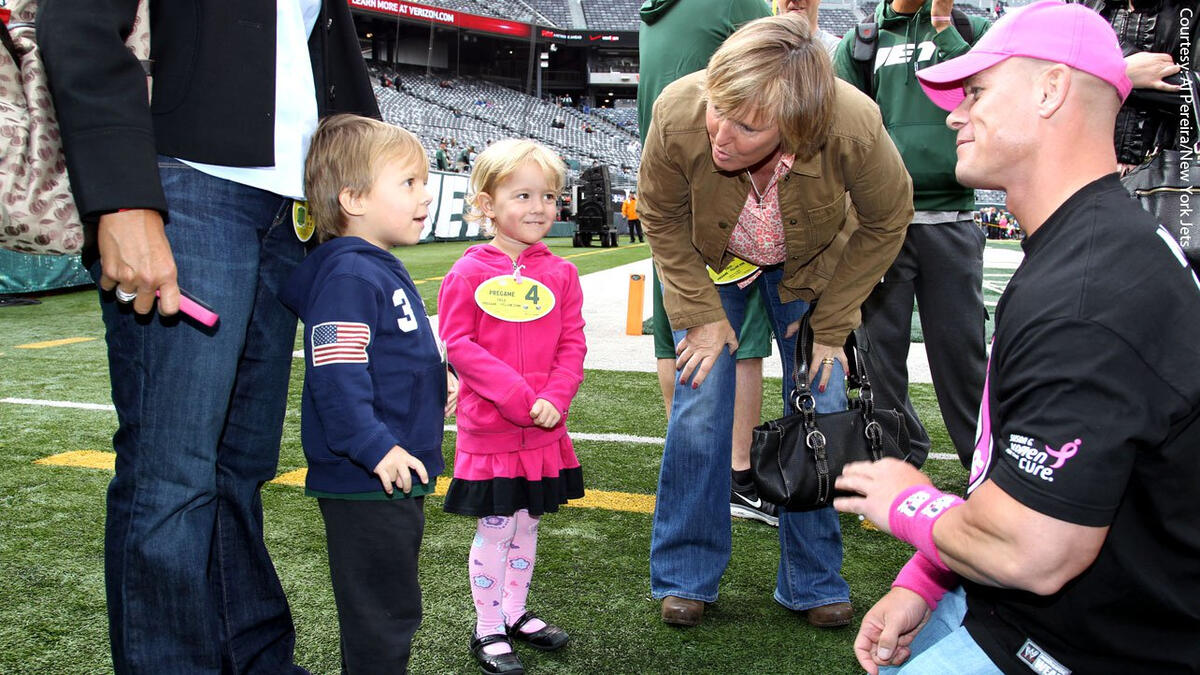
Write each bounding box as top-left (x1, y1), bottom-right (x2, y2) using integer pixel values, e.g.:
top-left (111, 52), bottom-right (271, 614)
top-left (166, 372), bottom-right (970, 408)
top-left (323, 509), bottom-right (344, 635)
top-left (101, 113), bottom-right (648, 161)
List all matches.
top-left (1125, 51), bottom-right (1181, 91)
top-left (783, 321), bottom-right (847, 393)
top-left (809, 342), bottom-right (848, 393)
top-left (675, 318), bottom-right (739, 389)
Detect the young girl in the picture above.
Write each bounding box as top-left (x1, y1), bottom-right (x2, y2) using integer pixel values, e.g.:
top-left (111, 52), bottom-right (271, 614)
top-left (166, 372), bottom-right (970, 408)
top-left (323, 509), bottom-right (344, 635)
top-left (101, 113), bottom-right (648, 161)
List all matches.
top-left (437, 139), bottom-right (586, 674)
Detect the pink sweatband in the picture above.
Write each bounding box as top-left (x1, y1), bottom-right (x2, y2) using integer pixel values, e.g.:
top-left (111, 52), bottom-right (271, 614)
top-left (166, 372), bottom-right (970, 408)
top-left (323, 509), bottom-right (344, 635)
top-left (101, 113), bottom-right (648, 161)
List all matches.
top-left (888, 485), bottom-right (964, 567)
top-left (893, 553), bottom-right (959, 610)
top-left (930, 15), bottom-right (953, 21)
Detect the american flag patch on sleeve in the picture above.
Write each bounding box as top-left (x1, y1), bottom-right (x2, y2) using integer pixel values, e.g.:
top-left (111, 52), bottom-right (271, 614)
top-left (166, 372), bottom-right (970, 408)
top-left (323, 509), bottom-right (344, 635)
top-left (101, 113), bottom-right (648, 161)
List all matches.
top-left (310, 322), bottom-right (371, 366)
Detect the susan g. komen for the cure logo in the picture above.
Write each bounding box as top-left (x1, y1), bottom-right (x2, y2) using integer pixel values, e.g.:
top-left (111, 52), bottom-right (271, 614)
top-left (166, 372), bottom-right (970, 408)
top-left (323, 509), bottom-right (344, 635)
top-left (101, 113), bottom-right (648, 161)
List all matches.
top-left (1003, 434), bottom-right (1080, 482)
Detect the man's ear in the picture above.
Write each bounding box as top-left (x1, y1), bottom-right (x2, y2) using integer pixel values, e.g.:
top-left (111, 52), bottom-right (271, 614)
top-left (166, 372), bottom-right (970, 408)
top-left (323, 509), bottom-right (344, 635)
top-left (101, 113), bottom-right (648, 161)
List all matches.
top-left (339, 187), bottom-right (367, 218)
top-left (1037, 64), bottom-right (1071, 119)
top-left (478, 192), bottom-right (495, 219)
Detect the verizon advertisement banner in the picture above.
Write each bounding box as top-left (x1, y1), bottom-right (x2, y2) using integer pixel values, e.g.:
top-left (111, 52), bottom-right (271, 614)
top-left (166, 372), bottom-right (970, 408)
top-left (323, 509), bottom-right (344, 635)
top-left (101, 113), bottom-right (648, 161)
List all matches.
top-left (348, 0), bottom-right (532, 38)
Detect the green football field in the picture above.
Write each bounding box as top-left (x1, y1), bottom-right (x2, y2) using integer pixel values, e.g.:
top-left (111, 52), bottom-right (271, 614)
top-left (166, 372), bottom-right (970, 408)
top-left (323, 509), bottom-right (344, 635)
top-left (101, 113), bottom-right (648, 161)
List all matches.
top-left (0, 239), bottom-right (1015, 673)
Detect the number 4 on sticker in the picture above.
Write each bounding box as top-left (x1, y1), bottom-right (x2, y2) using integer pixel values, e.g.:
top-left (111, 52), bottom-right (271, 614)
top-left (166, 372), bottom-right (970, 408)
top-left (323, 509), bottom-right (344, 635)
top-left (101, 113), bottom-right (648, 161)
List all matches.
top-left (475, 274), bottom-right (556, 322)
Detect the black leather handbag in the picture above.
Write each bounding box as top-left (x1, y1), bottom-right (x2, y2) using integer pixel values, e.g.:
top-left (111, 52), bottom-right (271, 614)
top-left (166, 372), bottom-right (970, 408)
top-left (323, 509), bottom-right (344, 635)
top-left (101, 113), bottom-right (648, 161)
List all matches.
top-left (1119, 69), bottom-right (1200, 267)
top-left (749, 311), bottom-right (909, 511)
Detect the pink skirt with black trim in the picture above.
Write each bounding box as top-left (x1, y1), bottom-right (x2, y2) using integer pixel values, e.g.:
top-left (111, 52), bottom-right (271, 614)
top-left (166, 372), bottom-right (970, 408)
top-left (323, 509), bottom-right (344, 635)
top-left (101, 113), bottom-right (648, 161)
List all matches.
top-left (442, 435), bottom-right (584, 518)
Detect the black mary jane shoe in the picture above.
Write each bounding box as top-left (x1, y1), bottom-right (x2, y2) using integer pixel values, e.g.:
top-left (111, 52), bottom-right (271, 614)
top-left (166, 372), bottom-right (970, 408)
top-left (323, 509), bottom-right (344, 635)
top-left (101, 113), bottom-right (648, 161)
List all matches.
top-left (470, 632), bottom-right (525, 675)
top-left (506, 612), bottom-right (570, 651)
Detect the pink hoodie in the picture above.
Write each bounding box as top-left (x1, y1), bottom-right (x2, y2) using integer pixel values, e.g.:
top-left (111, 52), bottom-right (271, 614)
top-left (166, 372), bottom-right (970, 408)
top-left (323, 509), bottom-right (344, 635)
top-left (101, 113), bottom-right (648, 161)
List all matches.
top-left (437, 242), bottom-right (587, 453)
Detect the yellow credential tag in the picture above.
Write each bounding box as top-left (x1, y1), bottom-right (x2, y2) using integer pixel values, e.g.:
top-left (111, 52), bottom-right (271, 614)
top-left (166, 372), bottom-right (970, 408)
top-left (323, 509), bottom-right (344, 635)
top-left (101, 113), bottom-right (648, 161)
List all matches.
top-left (474, 274), bottom-right (556, 322)
top-left (707, 256), bottom-right (759, 285)
top-left (292, 200), bottom-right (315, 243)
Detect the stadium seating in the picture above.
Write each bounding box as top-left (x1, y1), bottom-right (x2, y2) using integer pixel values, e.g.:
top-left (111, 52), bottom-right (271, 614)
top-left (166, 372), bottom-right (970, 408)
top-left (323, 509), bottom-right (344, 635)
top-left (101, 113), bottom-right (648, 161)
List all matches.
top-left (581, 0), bottom-right (640, 31)
top-left (818, 8), bottom-right (859, 37)
top-left (369, 65), bottom-right (641, 185)
top-left (591, 107), bottom-right (637, 133)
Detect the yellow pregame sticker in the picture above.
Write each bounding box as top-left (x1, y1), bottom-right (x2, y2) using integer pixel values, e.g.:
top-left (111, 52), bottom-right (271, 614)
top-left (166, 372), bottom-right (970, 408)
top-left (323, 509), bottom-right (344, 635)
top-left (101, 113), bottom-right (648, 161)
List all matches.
top-left (292, 200), bottom-right (314, 242)
top-left (474, 274), bottom-right (556, 322)
top-left (707, 256), bottom-right (759, 285)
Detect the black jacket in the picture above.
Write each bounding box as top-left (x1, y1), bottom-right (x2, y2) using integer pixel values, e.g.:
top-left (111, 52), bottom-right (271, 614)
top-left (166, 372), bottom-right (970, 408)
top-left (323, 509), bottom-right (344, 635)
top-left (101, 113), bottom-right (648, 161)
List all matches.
top-left (38, 0), bottom-right (380, 221)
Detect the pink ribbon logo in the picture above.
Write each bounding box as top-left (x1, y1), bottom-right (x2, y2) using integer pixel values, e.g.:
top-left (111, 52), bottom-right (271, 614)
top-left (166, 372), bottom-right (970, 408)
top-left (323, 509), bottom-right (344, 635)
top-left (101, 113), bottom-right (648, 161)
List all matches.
top-left (1044, 438), bottom-right (1081, 469)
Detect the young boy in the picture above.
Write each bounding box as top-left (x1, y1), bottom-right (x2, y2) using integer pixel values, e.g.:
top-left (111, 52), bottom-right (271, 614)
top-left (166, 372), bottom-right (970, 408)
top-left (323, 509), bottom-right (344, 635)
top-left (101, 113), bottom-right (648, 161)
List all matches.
top-left (280, 114), bottom-right (457, 673)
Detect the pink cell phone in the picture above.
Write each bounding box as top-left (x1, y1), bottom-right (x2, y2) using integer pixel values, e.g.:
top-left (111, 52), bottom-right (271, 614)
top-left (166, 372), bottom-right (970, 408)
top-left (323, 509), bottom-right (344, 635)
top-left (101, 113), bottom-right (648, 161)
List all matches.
top-left (156, 289), bottom-right (219, 327)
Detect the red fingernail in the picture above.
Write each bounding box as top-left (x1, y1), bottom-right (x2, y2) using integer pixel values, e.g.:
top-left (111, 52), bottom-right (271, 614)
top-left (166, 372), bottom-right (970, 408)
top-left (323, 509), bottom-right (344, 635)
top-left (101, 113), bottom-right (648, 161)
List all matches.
top-left (819, 385), bottom-right (826, 393)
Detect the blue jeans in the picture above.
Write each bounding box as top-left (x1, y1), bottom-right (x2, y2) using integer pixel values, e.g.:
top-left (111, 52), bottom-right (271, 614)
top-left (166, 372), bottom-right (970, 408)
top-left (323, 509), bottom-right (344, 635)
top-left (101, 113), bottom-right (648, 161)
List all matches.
top-left (96, 158), bottom-right (305, 673)
top-left (650, 267), bottom-right (850, 609)
top-left (880, 587), bottom-right (1000, 674)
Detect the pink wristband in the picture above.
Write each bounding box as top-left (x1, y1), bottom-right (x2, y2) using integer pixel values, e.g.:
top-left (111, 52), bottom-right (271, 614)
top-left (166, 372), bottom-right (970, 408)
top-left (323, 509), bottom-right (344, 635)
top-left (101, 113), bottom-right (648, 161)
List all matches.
top-left (888, 485), bottom-right (964, 567)
top-left (930, 15), bottom-right (953, 20)
top-left (893, 553), bottom-right (958, 609)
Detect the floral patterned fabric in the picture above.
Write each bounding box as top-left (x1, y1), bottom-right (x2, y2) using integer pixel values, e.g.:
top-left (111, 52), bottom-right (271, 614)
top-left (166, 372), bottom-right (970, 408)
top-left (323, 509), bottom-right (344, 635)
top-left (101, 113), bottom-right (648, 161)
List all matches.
top-left (725, 153), bottom-right (795, 267)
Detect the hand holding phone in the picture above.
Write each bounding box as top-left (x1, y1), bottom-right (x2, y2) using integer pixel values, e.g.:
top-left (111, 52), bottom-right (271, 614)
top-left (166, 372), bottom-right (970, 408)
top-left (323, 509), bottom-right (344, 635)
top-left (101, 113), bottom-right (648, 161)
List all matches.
top-left (156, 288), bottom-right (219, 327)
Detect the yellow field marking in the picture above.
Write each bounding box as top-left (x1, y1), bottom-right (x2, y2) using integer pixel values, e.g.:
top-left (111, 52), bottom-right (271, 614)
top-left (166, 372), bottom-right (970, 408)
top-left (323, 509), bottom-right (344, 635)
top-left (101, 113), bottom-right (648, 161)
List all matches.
top-left (16, 337), bottom-right (97, 350)
top-left (35, 450), bottom-right (115, 470)
top-left (564, 243), bottom-right (648, 260)
top-left (37, 453), bottom-right (657, 514)
top-left (271, 469), bottom-right (308, 487)
top-left (413, 275), bottom-right (445, 286)
top-left (571, 488), bottom-right (655, 514)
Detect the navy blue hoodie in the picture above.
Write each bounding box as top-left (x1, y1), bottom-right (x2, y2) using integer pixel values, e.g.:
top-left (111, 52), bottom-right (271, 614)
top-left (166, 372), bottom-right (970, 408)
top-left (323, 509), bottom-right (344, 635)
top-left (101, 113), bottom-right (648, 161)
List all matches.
top-left (280, 237), bottom-right (446, 495)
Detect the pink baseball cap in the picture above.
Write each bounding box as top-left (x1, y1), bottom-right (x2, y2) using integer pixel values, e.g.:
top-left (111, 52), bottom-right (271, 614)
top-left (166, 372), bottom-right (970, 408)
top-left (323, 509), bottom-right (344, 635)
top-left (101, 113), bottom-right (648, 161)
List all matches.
top-left (916, 0), bottom-right (1132, 111)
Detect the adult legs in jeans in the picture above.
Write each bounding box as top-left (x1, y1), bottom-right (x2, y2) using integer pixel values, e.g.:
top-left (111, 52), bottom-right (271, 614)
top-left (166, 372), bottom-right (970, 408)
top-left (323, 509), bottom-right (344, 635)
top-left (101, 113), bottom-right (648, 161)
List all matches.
top-left (756, 269), bottom-right (851, 611)
top-left (649, 283), bottom-right (747, 602)
top-left (879, 588), bottom-right (1000, 674)
top-left (862, 221), bottom-right (986, 468)
top-left (100, 159), bottom-right (303, 674)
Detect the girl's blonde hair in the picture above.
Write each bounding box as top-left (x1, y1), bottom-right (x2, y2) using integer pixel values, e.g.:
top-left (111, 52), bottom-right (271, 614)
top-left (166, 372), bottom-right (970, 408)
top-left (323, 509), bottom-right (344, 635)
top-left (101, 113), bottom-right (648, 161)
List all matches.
top-left (703, 13), bottom-right (835, 161)
top-left (304, 114), bottom-right (428, 243)
top-left (465, 139), bottom-right (567, 235)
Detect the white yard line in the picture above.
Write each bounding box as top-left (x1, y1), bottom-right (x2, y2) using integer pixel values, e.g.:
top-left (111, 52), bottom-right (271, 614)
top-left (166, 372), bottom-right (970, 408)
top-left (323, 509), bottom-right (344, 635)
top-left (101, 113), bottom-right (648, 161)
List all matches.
top-left (0, 397), bottom-right (960, 461)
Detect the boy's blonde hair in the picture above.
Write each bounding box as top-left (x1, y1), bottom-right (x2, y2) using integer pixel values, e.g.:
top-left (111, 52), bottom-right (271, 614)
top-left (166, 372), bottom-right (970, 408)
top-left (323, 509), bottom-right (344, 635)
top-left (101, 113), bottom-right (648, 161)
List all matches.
top-left (465, 139), bottom-right (567, 235)
top-left (304, 114), bottom-right (428, 243)
top-left (704, 13), bottom-right (834, 161)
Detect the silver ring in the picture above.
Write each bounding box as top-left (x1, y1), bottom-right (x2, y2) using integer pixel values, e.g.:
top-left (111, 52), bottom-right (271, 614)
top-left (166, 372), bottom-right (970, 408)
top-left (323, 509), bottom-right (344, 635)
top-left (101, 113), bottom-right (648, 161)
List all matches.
top-left (115, 288), bottom-right (137, 303)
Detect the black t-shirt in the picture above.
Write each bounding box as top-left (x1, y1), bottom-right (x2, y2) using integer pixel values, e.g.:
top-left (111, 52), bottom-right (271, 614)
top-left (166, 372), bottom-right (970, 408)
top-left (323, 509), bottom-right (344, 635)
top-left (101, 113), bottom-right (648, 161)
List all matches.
top-left (962, 175), bottom-right (1200, 674)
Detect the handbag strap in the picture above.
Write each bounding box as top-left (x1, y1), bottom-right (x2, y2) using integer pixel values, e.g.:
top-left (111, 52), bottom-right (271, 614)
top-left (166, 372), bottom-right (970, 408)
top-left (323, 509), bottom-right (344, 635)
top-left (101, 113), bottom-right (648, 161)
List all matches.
top-left (789, 303), bottom-right (874, 412)
top-left (790, 305), bottom-right (891, 461)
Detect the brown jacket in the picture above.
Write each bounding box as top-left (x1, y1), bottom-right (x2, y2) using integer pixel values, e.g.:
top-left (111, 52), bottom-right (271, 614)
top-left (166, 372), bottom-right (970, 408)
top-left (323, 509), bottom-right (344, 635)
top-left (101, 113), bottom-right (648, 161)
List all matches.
top-left (639, 70), bottom-right (913, 345)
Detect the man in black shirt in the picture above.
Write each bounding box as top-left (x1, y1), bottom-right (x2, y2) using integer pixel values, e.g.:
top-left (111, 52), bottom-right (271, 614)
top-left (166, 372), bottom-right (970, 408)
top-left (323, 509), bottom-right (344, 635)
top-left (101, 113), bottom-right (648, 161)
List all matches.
top-left (832, 2), bottom-right (1200, 673)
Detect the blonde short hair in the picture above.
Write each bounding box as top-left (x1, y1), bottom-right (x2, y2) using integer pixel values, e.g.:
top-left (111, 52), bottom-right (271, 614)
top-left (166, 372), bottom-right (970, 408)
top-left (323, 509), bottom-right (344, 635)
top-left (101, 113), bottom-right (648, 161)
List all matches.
top-left (465, 139), bottom-right (566, 235)
top-left (304, 114), bottom-right (428, 243)
top-left (704, 13), bottom-right (835, 161)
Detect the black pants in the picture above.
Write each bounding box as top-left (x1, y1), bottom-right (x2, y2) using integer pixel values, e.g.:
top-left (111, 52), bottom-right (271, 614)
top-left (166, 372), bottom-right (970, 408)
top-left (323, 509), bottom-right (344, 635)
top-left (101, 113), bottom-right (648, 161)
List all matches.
top-left (628, 218), bottom-right (643, 242)
top-left (319, 496), bottom-right (425, 675)
top-left (862, 220), bottom-right (987, 468)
